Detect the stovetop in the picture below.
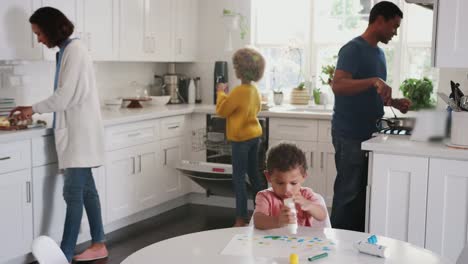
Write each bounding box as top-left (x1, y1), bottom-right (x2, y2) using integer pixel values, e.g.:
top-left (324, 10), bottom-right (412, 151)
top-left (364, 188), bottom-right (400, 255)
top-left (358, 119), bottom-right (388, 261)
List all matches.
top-left (378, 128), bottom-right (412, 135)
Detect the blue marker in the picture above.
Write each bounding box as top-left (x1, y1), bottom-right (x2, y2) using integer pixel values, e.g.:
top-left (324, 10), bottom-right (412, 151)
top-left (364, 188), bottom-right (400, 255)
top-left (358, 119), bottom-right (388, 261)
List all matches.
top-left (367, 235), bottom-right (378, 244)
top-left (307, 252), bottom-right (328, 262)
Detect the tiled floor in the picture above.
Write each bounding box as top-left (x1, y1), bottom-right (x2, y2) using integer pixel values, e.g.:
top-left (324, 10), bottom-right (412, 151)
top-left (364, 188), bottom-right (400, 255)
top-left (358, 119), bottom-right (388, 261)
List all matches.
top-left (73, 204), bottom-right (237, 264)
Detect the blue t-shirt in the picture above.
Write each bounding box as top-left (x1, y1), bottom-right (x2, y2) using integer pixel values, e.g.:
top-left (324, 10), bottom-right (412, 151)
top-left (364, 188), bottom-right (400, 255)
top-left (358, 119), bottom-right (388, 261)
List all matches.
top-left (332, 36), bottom-right (386, 140)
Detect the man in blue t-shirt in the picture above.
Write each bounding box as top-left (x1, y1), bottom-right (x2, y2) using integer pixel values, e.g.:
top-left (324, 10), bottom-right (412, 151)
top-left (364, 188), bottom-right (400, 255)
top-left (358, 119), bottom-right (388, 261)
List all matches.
top-left (330, 1), bottom-right (411, 232)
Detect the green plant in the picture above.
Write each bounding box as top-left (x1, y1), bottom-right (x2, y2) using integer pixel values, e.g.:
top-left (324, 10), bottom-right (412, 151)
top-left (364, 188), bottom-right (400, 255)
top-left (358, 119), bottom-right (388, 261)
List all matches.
top-left (319, 64), bottom-right (336, 86)
top-left (313, 88), bottom-right (321, 104)
top-left (399, 77), bottom-right (435, 110)
top-left (223, 9), bottom-right (248, 40)
top-left (297, 82), bottom-right (305, 90)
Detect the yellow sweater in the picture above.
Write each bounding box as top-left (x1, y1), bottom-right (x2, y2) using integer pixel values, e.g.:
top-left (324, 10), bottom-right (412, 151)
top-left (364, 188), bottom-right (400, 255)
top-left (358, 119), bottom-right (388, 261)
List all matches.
top-left (216, 84), bottom-right (262, 142)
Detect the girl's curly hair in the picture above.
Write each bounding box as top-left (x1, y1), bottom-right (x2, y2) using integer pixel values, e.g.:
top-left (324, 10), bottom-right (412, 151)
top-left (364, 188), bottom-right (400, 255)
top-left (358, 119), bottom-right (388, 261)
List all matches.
top-left (232, 48), bottom-right (266, 82)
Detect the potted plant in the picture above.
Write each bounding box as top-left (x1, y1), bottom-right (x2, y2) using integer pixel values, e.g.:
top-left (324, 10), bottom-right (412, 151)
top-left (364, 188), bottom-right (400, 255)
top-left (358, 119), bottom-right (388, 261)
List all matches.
top-left (290, 81), bottom-right (309, 105)
top-left (399, 77), bottom-right (435, 110)
top-left (222, 9), bottom-right (248, 40)
top-left (313, 88), bottom-right (321, 105)
top-left (319, 64), bottom-right (336, 87)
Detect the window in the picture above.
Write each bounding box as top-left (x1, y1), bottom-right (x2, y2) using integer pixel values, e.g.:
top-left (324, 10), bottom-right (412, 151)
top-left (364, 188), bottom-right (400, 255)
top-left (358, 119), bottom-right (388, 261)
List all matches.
top-left (252, 0), bottom-right (437, 103)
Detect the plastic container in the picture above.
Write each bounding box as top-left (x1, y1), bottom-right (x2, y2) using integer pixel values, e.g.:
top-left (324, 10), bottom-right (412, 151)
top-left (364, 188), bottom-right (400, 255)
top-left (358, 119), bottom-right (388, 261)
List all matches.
top-left (284, 198), bottom-right (297, 234)
top-left (354, 241), bottom-right (387, 258)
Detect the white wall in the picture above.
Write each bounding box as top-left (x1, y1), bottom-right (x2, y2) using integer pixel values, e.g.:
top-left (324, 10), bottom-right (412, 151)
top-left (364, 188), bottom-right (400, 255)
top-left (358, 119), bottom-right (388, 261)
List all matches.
top-left (178, 0), bottom-right (251, 105)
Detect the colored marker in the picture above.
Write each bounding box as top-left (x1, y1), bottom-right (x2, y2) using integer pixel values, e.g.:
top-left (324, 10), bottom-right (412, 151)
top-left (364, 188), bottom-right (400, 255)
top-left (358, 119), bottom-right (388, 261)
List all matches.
top-left (307, 252), bottom-right (328, 262)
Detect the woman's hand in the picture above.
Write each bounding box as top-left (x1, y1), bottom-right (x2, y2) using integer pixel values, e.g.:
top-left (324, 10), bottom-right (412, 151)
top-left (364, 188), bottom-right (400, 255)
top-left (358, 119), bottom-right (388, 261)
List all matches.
top-left (391, 98), bottom-right (412, 114)
top-left (216, 83), bottom-right (228, 93)
top-left (9, 106), bottom-right (33, 120)
top-left (278, 204), bottom-right (296, 227)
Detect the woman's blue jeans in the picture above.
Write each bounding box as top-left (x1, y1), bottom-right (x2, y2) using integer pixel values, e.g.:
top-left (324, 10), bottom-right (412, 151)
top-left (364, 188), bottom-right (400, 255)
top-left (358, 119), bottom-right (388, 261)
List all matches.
top-left (231, 137), bottom-right (264, 219)
top-left (60, 168), bottom-right (105, 261)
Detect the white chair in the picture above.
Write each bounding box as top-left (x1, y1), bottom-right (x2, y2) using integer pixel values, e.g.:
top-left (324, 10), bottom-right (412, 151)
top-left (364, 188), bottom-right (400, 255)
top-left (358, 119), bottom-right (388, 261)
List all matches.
top-left (249, 192), bottom-right (331, 228)
top-left (457, 244), bottom-right (468, 264)
top-left (32, 236), bottom-right (69, 264)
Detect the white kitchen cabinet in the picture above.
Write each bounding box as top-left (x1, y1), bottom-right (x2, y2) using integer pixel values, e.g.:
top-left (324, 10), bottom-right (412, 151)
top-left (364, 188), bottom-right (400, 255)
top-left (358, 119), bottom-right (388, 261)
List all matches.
top-left (80, 0), bottom-right (117, 61)
top-left (106, 142), bottom-right (160, 223)
top-left (173, 0), bottom-right (198, 61)
top-left (433, 0), bottom-right (468, 68)
top-left (426, 158), bottom-right (468, 263)
top-left (32, 164), bottom-right (66, 244)
top-left (369, 153), bottom-right (428, 248)
top-left (0, 169), bottom-right (33, 263)
top-left (160, 138), bottom-right (186, 203)
top-left (0, 0), bottom-right (42, 60)
top-left (269, 118), bottom-right (335, 207)
top-left (119, 0), bottom-right (172, 61)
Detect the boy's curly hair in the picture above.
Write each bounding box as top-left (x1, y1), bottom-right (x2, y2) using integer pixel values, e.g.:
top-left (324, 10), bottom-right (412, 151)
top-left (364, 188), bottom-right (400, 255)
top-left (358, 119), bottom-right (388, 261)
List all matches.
top-left (232, 47), bottom-right (266, 82)
top-left (266, 142), bottom-right (308, 175)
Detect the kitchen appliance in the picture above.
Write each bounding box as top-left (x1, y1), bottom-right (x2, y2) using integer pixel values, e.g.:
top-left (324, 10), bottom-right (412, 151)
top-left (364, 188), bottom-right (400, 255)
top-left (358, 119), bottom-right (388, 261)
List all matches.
top-left (214, 61), bottom-right (228, 104)
top-left (377, 117), bottom-right (415, 135)
top-left (163, 63), bottom-right (187, 104)
top-left (194, 77), bottom-right (202, 103)
top-left (177, 114), bottom-right (268, 197)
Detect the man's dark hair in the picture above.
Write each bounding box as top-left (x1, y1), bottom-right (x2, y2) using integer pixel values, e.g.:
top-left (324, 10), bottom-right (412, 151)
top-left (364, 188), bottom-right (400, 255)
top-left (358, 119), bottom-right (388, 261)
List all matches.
top-left (29, 7), bottom-right (74, 47)
top-left (369, 1), bottom-right (403, 24)
top-left (266, 143), bottom-right (308, 174)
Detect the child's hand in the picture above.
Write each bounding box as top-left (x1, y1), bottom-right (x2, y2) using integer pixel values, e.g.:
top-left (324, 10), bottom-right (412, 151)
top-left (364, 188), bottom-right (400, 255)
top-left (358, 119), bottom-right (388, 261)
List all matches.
top-left (216, 83), bottom-right (228, 93)
top-left (293, 193), bottom-right (314, 211)
top-left (278, 204), bottom-right (296, 227)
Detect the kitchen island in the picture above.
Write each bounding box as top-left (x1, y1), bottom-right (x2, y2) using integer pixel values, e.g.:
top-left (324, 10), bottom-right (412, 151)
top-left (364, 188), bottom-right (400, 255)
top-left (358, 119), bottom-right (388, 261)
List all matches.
top-left (362, 134), bottom-right (468, 263)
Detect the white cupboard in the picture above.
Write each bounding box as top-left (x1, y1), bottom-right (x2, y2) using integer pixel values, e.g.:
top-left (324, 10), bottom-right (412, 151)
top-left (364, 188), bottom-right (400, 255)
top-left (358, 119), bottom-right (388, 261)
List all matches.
top-left (426, 158), bottom-right (468, 263)
top-left (0, 0), bottom-right (42, 60)
top-left (433, 0), bottom-right (468, 68)
top-left (0, 169), bottom-right (33, 263)
top-left (173, 0), bottom-right (198, 61)
top-left (160, 138), bottom-right (185, 203)
top-left (369, 154), bottom-right (428, 248)
top-left (269, 118), bottom-right (335, 207)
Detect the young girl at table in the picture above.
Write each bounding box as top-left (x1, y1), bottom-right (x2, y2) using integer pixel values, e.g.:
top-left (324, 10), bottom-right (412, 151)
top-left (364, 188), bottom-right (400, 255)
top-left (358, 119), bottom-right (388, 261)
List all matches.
top-left (253, 143), bottom-right (327, 229)
top-left (216, 47), bottom-right (267, 227)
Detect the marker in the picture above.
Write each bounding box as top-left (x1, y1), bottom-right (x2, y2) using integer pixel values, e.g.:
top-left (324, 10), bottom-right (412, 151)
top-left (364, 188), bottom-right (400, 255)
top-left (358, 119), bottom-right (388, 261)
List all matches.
top-left (307, 252), bottom-right (328, 262)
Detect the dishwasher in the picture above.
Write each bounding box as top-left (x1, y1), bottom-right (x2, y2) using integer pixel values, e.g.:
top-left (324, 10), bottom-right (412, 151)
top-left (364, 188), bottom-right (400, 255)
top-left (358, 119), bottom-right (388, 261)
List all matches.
top-left (177, 114), bottom-right (268, 197)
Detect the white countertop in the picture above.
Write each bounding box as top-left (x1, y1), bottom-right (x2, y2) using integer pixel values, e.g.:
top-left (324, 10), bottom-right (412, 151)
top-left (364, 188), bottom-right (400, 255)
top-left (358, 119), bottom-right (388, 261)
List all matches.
top-left (0, 104), bottom-right (334, 142)
top-left (362, 134), bottom-right (468, 161)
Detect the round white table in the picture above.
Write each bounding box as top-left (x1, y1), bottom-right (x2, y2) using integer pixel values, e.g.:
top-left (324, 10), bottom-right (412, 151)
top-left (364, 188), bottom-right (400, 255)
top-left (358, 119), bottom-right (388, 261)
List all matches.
top-left (121, 226), bottom-right (452, 264)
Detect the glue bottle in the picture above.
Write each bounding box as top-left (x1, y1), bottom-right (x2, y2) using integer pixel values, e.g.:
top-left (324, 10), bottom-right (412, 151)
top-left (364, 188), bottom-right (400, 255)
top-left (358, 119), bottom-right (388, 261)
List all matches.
top-left (284, 198), bottom-right (297, 235)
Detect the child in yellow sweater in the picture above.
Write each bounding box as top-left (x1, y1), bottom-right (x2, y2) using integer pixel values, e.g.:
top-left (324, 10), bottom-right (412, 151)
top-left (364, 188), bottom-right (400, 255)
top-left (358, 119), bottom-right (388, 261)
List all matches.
top-left (216, 47), bottom-right (266, 227)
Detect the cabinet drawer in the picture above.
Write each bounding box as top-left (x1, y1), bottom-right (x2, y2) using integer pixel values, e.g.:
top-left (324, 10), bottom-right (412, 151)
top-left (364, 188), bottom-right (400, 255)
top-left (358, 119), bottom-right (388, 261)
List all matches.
top-left (106, 120), bottom-right (158, 151)
top-left (160, 115), bottom-right (186, 139)
top-left (318, 120), bottom-right (332, 143)
top-left (0, 140), bottom-right (31, 174)
top-left (269, 118), bottom-right (318, 141)
top-left (32, 135), bottom-right (58, 167)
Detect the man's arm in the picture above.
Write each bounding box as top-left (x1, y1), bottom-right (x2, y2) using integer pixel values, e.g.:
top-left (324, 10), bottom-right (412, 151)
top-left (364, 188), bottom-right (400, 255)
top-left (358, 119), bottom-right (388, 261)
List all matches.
top-left (332, 70), bottom-right (392, 104)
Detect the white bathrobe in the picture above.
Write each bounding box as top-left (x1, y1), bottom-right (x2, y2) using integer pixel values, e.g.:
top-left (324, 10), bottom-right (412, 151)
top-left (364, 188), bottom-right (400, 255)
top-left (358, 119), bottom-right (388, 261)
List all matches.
top-left (33, 40), bottom-right (105, 169)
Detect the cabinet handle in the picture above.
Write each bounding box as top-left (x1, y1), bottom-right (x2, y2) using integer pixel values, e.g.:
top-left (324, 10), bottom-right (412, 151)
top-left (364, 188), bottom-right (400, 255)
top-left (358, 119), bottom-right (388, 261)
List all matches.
top-left (26, 181), bottom-right (31, 203)
top-left (178, 38), bottom-right (182, 54)
top-left (128, 132), bottom-right (141, 138)
top-left (152, 36), bottom-right (156, 53)
top-left (132, 156), bottom-right (136, 174)
top-left (0, 156), bottom-right (11, 161)
top-left (320, 152), bottom-right (324, 170)
top-left (139, 155), bottom-right (142, 173)
top-left (164, 149), bottom-right (167, 165)
top-left (87, 32), bottom-right (92, 52)
top-left (310, 152), bottom-right (313, 168)
top-left (143, 36), bottom-right (148, 53)
top-left (168, 125), bottom-right (179, 130)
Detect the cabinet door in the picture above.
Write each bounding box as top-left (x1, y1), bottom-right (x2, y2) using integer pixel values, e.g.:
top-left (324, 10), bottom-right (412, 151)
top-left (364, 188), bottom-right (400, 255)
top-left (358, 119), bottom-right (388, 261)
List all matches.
top-left (118, 0), bottom-right (146, 60)
top-left (160, 138), bottom-right (184, 202)
top-left (426, 158), bottom-right (468, 262)
top-left (42, 0), bottom-right (81, 61)
top-left (136, 142), bottom-right (162, 211)
top-left (370, 154), bottom-right (428, 248)
top-left (0, 169), bottom-right (32, 262)
top-left (318, 142), bottom-right (336, 207)
top-left (434, 0), bottom-right (468, 68)
top-left (82, 0), bottom-right (117, 61)
top-left (0, 0), bottom-right (42, 60)
top-left (105, 148), bottom-right (137, 223)
top-left (174, 0), bottom-right (198, 61)
top-left (32, 164), bottom-right (66, 243)
top-left (147, 0), bottom-right (172, 61)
